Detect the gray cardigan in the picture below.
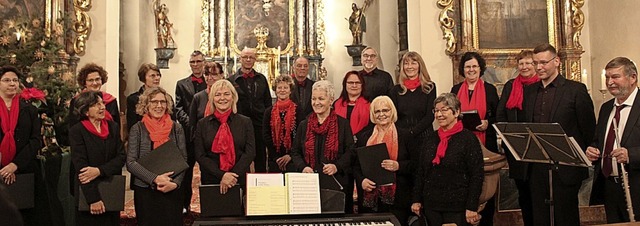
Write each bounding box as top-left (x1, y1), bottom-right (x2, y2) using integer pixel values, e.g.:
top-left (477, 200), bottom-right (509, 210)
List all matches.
top-left (126, 121), bottom-right (187, 189)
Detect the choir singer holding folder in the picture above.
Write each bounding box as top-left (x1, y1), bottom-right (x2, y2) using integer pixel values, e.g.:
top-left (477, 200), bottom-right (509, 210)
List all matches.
top-left (354, 96), bottom-right (413, 225)
top-left (126, 87), bottom-right (187, 226)
top-left (194, 80), bottom-right (255, 194)
top-left (70, 91), bottom-right (125, 226)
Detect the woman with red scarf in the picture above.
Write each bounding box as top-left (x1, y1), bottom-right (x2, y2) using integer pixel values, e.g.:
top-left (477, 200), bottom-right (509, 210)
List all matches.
top-left (290, 80), bottom-right (355, 212)
top-left (126, 87), bottom-right (187, 226)
top-left (262, 75), bottom-right (301, 172)
top-left (354, 96), bottom-right (413, 224)
top-left (389, 51), bottom-right (437, 141)
top-left (495, 50), bottom-right (539, 226)
top-left (194, 80), bottom-right (255, 194)
top-left (64, 63), bottom-right (120, 145)
top-left (334, 71), bottom-right (371, 137)
top-left (69, 91), bottom-right (125, 226)
top-left (0, 66), bottom-right (42, 225)
top-left (411, 93), bottom-right (484, 226)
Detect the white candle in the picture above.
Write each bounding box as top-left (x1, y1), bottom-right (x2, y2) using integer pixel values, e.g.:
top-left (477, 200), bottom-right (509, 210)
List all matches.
top-left (286, 54), bottom-right (290, 73)
top-left (601, 69), bottom-right (607, 90)
top-left (581, 69), bottom-right (587, 84)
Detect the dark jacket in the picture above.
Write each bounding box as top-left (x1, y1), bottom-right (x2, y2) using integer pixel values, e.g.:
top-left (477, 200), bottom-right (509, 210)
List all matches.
top-left (62, 93), bottom-right (120, 146)
top-left (291, 78), bottom-right (315, 121)
top-left (189, 89), bottom-right (209, 141)
top-left (290, 114), bottom-right (355, 188)
top-left (0, 100), bottom-right (42, 173)
top-left (126, 86), bottom-right (144, 132)
top-left (496, 79), bottom-right (528, 179)
top-left (175, 75), bottom-right (207, 129)
top-left (412, 129), bottom-right (484, 212)
top-left (126, 121), bottom-right (187, 188)
top-left (231, 69), bottom-right (273, 127)
top-left (389, 83), bottom-right (437, 138)
top-left (194, 113), bottom-right (255, 185)
top-left (451, 81), bottom-right (500, 153)
top-left (69, 120), bottom-right (126, 205)
top-left (360, 68), bottom-right (394, 101)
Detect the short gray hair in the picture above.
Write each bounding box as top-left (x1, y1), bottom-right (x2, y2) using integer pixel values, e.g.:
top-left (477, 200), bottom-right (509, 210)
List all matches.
top-left (434, 93), bottom-right (462, 119)
top-left (312, 80), bottom-right (335, 101)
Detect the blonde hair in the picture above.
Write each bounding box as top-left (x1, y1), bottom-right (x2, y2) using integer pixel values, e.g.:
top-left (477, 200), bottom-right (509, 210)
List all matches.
top-left (207, 80), bottom-right (239, 113)
top-left (397, 51), bottom-right (434, 95)
top-left (135, 87), bottom-right (174, 116)
top-left (369, 96), bottom-right (397, 123)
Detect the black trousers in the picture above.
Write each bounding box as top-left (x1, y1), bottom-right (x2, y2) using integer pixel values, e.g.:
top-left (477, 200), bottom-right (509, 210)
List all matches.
top-left (133, 185), bottom-right (184, 226)
top-left (528, 164), bottom-right (581, 226)
top-left (182, 141), bottom-right (195, 210)
top-left (253, 125), bottom-right (267, 173)
top-left (604, 177), bottom-right (632, 223)
top-left (515, 178), bottom-right (534, 226)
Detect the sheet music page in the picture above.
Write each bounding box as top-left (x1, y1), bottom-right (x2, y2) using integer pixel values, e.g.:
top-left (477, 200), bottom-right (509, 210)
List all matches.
top-left (246, 186), bottom-right (288, 216)
top-left (285, 173), bottom-right (321, 214)
top-left (246, 173), bottom-right (285, 187)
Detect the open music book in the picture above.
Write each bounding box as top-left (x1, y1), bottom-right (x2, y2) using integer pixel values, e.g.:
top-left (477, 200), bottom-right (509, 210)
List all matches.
top-left (246, 173), bottom-right (322, 216)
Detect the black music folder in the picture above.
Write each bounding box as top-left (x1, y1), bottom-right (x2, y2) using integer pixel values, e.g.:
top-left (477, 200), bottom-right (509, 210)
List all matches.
top-left (199, 184), bottom-right (244, 217)
top-left (462, 110), bottom-right (482, 131)
top-left (78, 175), bottom-right (125, 211)
top-left (356, 143), bottom-right (394, 186)
top-left (137, 140), bottom-right (188, 175)
top-left (320, 189), bottom-right (345, 213)
top-left (1, 173), bottom-right (34, 209)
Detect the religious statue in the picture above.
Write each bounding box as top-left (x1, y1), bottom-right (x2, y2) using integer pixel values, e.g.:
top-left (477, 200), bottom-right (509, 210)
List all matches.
top-left (41, 113), bottom-right (57, 147)
top-left (348, 3), bottom-right (366, 45)
top-left (154, 1), bottom-right (175, 48)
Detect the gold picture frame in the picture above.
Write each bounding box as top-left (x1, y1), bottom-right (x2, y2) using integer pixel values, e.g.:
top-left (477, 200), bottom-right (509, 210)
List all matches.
top-left (229, 0), bottom-right (295, 55)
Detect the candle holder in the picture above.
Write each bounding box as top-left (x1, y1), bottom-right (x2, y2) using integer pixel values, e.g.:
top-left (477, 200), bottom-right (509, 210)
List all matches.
top-left (599, 89), bottom-right (608, 99)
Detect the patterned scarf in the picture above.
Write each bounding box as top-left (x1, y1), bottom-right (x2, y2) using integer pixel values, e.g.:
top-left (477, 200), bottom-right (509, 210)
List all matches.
top-left (270, 99), bottom-right (297, 153)
top-left (304, 111), bottom-right (339, 169)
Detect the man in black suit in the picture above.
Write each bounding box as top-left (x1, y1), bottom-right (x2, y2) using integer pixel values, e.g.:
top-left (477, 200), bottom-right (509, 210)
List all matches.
top-left (521, 43), bottom-right (596, 226)
top-left (291, 57), bottom-right (315, 121)
top-left (586, 57), bottom-right (640, 223)
top-left (360, 47), bottom-right (394, 101)
top-left (174, 50), bottom-right (208, 213)
top-left (232, 48), bottom-right (272, 173)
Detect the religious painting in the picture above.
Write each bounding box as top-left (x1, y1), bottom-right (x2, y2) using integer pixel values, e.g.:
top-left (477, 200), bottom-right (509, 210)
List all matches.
top-left (0, 0), bottom-right (44, 21)
top-left (230, 0), bottom-right (294, 53)
top-left (475, 0), bottom-right (550, 50)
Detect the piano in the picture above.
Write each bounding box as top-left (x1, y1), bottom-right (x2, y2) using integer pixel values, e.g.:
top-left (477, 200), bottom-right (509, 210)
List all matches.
top-left (192, 213), bottom-right (401, 226)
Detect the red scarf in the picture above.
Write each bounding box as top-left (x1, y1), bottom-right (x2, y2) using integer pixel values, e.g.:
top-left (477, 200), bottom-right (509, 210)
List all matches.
top-left (0, 95), bottom-right (20, 167)
top-left (204, 87), bottom-right (213, 118)
top-left (270, 99), bottom-right (297, 153)
top-left (77, 90), bottom-right (116, 121)
top-left (363, 124), bottom-right (398, 208)
top-left (304, 111), bottom-right (339, 169)
top-left (433, 121), bottom-right (463, 165)
top-left (141, 113), bottom-right (173, 149)
top-left (81, 119), bottom-right (109, 140)
top-left (505, 74), bottom-right (539, 110)
top-left (403, 77), bottom-right (421, 90)
top-left (191, 75), bottom-right (204, 84)
top-left (242, 71), bottom-right (255, 79)
top-left (457, 79), bottom-right (487, 144)
top-left (211, 110), bottom-right (236, 171)
top-left (334, 96), bottom-right (370, 135)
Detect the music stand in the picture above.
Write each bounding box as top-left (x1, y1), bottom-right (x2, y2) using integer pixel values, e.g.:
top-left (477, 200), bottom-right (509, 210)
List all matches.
top-left (493, 122), bottom-right (591, 226)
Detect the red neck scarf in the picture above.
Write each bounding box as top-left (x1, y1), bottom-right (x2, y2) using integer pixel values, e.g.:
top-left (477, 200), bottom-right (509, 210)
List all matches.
top-left (191, 75), bottom-right (204, 84)
top-left (0, 95), bottom-right (20, 167)
top-left (141, 113), bottom-right (173, 149)
top-left (304, 111), bottom-right (339, 169)
top-left (505, 74), bottom-right (539, 110)
top-left (78, 90), bottom-right (116, 121)
top-left (270, 99), bottom-right (297, 153)
top-left (204, 87), bottom-right (214, 117)
top-left (403, 77), bottom-right (421, 90)
top-left (363, 124), bottom-right (398, 208)
top-left (81, 119), bottom-right (109, 140)
top-left (457, 79), bottom-right (487, 144)
top-left (334, 96), bottom-right (370, 134)
top-left (211, 110), bottom-right (236, 171)
top-left (433, 121), bottom-right (463, 165)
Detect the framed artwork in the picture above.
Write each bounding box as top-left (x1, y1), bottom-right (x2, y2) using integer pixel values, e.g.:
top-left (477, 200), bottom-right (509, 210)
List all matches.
top-left (230, 0), bottom-right (294, 54)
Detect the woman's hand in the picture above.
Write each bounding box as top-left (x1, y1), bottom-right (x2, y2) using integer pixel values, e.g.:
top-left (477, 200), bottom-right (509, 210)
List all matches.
top-left (78, 166), bottom-right (101, 184)
top-left (411, 203), bottom-right (422, 216)
top-left (381, 160), bottom-right (399, 172)
top-left (466, 210), bottom-right (481, 224)
top-left (322, 164), bottom-right (337, 175)
top-left (302, 167), bottom-right (314, 173)
top-left (90, 200), bottom-right (106, 215)
top-left (1, 163), bottom-right (17, 185)
top-left (220, 172), bottom-right (239, 194)
top-left (476, 120), bottom-right (489, 131)
top-left (276, 155), bottom-right (292, 171)
top-left (154, 172), bottom-right (176, 193)
top-left (361, 178), bottom-right (376, 192)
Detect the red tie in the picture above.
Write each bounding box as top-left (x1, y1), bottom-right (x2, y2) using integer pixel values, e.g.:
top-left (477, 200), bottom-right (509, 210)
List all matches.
top-left (191, 76), bottom-right (203, 84)
top-left (602, 104), bottom-right (627, 177)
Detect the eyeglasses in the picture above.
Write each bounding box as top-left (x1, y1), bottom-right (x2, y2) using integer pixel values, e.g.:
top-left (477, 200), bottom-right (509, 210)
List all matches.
top-left (0, 78), bottom-right (19, 83)
top-left (346, 81), bottom-right (362, 86)
top-left (241, 56), bottom-right (256, 60)
top-left (518, 62), bottom-right (534, 66)
top-left (189, 60), bottom-right (204, 64)
top-left (374, 108), bottom-right (391, 115)
top-left (464, 65), bottom-right (480, 70)
top-left (149, 100), bottom-right (168, 106)
top-left (533, 56), bottom-right (557, 66)
top-left (362, 54), bottom-right (377, 59)
top-left (432, 107), bottom-right (452, 114)
top-left (86, 78), bottom-right (102, 84)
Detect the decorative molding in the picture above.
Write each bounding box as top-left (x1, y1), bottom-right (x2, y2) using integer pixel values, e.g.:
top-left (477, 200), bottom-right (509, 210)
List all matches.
top-left (437, 0), bottom-right (456, 56)
top-left (316, 0), bottom-right (325, 54)
top-left (199, 0), bottom-right (211, 55)
top-left (570, 0), bottom-right (585, 49)
top-left (72, 0), bottom-right (92, 55)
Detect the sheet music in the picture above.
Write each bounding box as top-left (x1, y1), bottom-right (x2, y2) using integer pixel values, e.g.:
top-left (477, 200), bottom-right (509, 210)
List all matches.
top-left (246, 186), bottom-right (288, 216)
top-left (286, 173), bottom-right (321, 214)
top-left (246, 173), bottom-right (284, 187)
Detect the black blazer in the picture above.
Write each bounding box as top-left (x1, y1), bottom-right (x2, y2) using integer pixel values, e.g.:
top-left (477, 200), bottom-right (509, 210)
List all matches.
top-left (522, 75), bottom-right (596, 184)
top-left (290, 114), bottom-right (355, 187)
top-left (451, 81), bottom-right (500, 152)
top-left (389, 83), bottom-right (437, 138)
top-left (194, 113), bottom-right (256, 185)
top-left (291, 78), bottom-right (315, 121)
top-left (62, 94), bottom-right (120, 146)
top-left (69, 120), bottom-right (126, 205)
top-left (175, 75), bottom-right (207, 129)
top-left (231, 69), bottom-right (273, 127)
top-left (589, 89), bottom-right (640, 214)
top-left (0, 100), bottom-right (42, 173)
top-left (188, 89), bottom-right (209, 141)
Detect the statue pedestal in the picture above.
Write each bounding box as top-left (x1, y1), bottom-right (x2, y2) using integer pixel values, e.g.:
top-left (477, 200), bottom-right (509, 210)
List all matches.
top-left (345, 44), bottom-right (367, 66)
top-left (154, 47), bottom-right (176, 69)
